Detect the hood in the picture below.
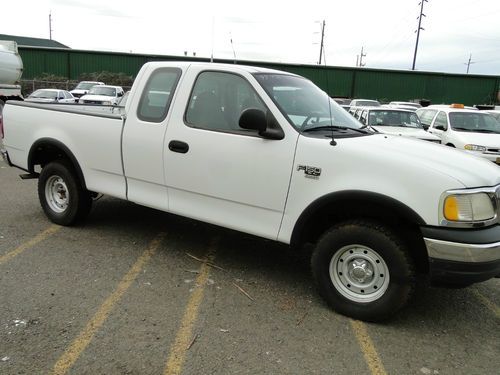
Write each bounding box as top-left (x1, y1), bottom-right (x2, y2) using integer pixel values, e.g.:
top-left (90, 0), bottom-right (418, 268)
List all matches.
top-left (70, 89), bottom-right (88, 95)
top-left (79, 94), bottom-right (116, 103)
top-left (371, 126), bottom-right (439, 141)
top-left (25, 97), bottom-right (57, 103)
top-left (354, 134), bottom-right (500, 187)
top-left (451, 131), bottom-right (500, 148)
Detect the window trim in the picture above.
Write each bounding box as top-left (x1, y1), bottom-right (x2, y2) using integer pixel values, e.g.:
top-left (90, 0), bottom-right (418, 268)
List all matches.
top-left (136, 67), bottom-right (182, 123)
top-left (183, 69), bottom-right (278, 138)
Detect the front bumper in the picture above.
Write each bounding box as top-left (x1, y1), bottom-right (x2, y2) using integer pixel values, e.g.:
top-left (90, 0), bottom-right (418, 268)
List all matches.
top-left (422, 225), bottom-right (500, 285)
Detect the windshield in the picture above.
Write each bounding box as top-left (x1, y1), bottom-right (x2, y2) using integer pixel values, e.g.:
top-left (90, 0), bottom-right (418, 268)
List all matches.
top-left (254, 74), bottom-right (362, 131)
top-left (88, 87), bottom-right (116, 96)
top-left (368, 110), bottom-right (422, 128)
top-left (29, 90), bottom-right (58, 99)
top-left (449, 112), bottom-right (500, 133)
top-left (76, 82), bottom-right (99, 90)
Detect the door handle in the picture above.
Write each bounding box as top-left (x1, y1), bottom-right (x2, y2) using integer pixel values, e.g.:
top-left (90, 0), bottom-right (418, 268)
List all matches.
top-left (168, 140), bottom-right (189, 154)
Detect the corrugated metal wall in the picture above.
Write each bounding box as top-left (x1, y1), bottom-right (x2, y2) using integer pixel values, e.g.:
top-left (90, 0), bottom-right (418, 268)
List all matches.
top-left (19, 47), bottom-right (500, 106)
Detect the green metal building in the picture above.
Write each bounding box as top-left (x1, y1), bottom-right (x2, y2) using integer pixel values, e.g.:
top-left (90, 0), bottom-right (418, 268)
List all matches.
top-left (17, 46), bottom-right (500, 106)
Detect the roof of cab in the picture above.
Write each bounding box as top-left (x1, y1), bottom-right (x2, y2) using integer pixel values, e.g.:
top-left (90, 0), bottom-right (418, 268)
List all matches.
top-left (142, 61), bottom-right (299, 76)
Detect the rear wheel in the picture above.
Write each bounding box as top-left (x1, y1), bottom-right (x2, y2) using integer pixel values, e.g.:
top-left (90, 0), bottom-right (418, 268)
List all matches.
top-left (38, 160), bottom-right (92, 225)
top-left (311, 220), bottom-right (415, 322)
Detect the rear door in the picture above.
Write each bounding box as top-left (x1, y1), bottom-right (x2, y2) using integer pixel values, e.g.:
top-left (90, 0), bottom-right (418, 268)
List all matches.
top-left (121, 66), bottom-right (183, 211)
top-left (163, 66), bottom-right (298, 240)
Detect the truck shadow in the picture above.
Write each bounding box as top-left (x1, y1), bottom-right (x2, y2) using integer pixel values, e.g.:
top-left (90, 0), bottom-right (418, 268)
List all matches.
top-left (83, 196), bottom-right (498, 326)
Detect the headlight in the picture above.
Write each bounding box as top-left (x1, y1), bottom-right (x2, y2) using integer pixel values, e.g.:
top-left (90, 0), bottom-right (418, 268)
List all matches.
top-left (464, 144), bottom-right (486, 152)
top-left (440, 187), bottom-right (499, 227)
top-left (102, 101), bottom-right (112, 105)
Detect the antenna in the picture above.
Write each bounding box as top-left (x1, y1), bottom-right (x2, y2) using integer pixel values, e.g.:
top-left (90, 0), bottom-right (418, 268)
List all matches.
top-left (230, 33), bottom-right (236, 64)
top-left (412, 0), bottom-right (428, 70)
top-left (49, 11), bottom-right (53, 40)
top-left (210, 16), bottom-right (215, 63)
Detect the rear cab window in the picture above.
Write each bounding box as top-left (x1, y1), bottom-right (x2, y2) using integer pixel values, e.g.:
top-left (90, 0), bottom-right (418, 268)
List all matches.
top-left (137, 68), bottom-right (182, 123)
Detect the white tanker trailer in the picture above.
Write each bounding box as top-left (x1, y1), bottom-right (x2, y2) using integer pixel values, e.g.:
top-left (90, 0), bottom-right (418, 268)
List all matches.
top-left (0, 40), bottom-right (23, 109)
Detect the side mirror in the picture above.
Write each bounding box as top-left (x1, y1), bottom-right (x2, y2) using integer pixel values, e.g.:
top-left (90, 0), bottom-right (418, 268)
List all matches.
top-left (422, 124), bottom-right (429, 130)
top-left (239, 109), bottom-right (284, 140)
top-left (435, 125), bottom-right (446, 131)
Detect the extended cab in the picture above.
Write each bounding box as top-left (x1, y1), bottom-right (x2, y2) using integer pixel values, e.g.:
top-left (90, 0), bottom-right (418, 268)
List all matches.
top-left (2, 62), bottom-right (500, 321)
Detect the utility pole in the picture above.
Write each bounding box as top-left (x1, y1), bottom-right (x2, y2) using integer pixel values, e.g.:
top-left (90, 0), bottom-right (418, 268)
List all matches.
top-left (412, 0), bottom-right (428, 70)
top-left (318, 20), bottom-right (325, 65)
top-left (465, 53), bottom-right (475, 74)
top-left (49, 11), bottom-right (53, 40)
top-left (357, 47), bottom-right (366, 67)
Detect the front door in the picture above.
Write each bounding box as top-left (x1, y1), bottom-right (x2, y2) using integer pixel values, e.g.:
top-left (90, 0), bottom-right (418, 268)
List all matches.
top-left (163, 67), bottom-right (298, 240)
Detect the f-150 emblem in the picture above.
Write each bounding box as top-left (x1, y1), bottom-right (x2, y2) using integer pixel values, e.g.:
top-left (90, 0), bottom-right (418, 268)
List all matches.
top-left (297, 165), bottom-right (321, 179)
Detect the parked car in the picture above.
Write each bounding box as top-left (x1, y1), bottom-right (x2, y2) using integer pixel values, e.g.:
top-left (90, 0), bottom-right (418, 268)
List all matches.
top-left (25, 89), bottom-right (77, 103)
top-left (349, 98), bottom-right (381, 107)
top-left (79, 85), bottom-right (125, 105)
top-left (416, 104), bottom-right (500, 164)
top-left (354, 107), bottom-right (440, 143)
top-left (70, 81), bottom-right (105, 100)
top-left (386, 101), bottom-right (422, 111)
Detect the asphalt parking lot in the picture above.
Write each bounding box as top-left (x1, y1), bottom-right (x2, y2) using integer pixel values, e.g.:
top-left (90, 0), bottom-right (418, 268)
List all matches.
top-left (0, 157), bottom-right (499, 375)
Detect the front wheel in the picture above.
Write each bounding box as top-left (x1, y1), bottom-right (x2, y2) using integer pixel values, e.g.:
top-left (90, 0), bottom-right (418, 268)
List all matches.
top-left (311, 220), bottom-right (416, 322)
top-left (38, 160), bottom-right (92, 225)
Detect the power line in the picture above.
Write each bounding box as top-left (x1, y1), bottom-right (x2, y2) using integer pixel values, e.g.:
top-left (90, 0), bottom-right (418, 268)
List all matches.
top-left (412, 0), bottom-right (428, 70)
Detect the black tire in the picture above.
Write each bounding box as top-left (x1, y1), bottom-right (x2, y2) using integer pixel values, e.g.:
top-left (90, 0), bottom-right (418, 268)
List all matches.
top-left (311, 220), bottom-right (415, 322)
top-left (38, 160), bottom-right (92, 226)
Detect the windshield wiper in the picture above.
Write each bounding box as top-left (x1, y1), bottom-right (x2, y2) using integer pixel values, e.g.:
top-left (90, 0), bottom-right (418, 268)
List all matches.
top-left (472, 129), bottom-right (499, 134)
top-left (303, 125), bottom-right (370, 134)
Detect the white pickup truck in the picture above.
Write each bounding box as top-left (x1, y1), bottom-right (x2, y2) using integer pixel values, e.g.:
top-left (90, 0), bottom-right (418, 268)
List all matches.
top-left (2, 62), bottom-right (500, 321)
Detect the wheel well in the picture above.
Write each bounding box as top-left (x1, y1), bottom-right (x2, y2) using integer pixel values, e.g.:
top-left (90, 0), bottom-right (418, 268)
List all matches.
top-left (28, 139), bottom-right (87, 190)
top-left (291, 193), bottom-right (429, 273)
top-left (446, 143), bottom-right (455, 147)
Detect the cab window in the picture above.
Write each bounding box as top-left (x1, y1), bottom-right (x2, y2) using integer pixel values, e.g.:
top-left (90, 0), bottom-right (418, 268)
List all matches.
top-left (185, 71), bottom-right (267, 134)
top-left (137, 68), bottom-right (181, 123)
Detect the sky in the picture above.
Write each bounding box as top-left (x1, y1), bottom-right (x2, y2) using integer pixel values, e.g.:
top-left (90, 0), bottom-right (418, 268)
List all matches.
top-left (3, 0), bottom-right (500, 75)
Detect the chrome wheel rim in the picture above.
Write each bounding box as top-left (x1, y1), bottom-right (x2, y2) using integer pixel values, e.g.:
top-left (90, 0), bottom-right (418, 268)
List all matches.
top-left (329, 245), bottom-right (390, 303)
top-left (45, 175), bottom-right (69, 213)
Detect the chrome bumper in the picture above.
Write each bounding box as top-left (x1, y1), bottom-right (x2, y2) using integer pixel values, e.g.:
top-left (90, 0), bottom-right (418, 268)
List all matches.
top-left (424, 238), bottom-right (500, 263)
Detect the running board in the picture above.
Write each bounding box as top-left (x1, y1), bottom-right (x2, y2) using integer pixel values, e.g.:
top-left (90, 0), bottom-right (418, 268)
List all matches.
top-left (19, 173), bottom-right (39, 180)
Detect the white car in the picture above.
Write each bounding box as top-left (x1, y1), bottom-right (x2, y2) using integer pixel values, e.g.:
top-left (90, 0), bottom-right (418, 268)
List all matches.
top-left (79, 85), bottom-right (125, 105)
top-left (70, 81), bottom-right (105, 100)
top-left (416, 104), bottom-right (500, 164)
top-left (354, 107), bottom-right (440, 143)
top-left (25, 89), bottom-right (77, 103)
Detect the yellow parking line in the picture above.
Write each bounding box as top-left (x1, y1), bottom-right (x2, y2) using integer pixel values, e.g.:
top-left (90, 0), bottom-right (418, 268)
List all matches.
top-left (164, 237), bottom-right (218, 375)
top-left (350, 319), bottom-right (387, 375)
top-left (50, 232), bottom-right (166, 375)
top-left (471, 289), bottom-right (500, 318)
top-left (0, 225), bottom-right (60, 265)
